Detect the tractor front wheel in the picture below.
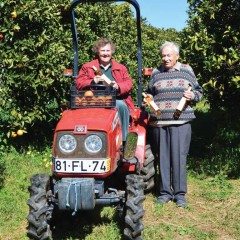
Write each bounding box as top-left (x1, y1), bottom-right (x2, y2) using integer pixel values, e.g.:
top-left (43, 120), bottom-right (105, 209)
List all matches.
top-left (27, 174), bottom-right (53, 240)
top-left (124, 174), bottom-right (145, 240)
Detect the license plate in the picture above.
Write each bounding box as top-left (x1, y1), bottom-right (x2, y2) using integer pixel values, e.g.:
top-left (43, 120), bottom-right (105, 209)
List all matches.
top-left (54, 158), bottom-right (110, 173)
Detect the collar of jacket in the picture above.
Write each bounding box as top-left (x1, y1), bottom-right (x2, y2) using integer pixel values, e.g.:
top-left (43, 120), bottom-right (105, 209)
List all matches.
top-left (159, 61), bottom-right (181, 72)
top-left (92, 58), bottom-right (121, 71)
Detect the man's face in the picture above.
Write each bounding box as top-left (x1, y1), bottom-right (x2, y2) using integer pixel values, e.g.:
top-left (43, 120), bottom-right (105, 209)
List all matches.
top-left (98, 43), bottom-right (113, 66)
top-left (161, 46), bottom-right (179, 70)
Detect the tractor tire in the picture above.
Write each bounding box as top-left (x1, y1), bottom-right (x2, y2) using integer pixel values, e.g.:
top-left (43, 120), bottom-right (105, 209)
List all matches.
top-left (124, 174), bottom-right (145, 240)
top-left (27, 174), bottom-right (53, 240)
top-left (141, 144), bottom-right (155, 192)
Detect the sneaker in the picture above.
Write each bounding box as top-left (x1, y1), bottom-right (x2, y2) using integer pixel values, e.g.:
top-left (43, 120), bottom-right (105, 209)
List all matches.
top-left (156, 196), bottom-right (172, 204)
top-left (175, 199), bottom-right (187, 208)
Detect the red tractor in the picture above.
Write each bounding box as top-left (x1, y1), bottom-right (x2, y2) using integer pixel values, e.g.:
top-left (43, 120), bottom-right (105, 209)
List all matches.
top-left (27, 0), bottom-right (155, 239)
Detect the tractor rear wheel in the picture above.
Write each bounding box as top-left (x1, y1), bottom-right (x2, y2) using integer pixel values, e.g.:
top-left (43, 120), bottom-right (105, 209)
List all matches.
top-left (124, 174), bottom-right (145, 240)
top-left (141, 144), bottom-right (155, 192)
top-left (27, 174), bottom-right (53, 240)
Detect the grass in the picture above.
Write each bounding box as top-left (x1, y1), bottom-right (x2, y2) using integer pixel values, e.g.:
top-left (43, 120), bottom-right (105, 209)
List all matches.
top-left (0, 148), bottom-right (240, 240)
top-left (143, 176), bottom-right (240, 240)
top-left (0, 148), bottom-right (51, 240)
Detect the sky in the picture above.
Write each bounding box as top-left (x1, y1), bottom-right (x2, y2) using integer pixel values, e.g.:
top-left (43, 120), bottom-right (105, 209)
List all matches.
top-left (136, 0), bottom-right (189, 31)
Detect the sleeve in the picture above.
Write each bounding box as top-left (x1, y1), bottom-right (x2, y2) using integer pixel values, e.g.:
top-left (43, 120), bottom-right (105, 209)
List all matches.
top-left (75, 64), bottom-right (94, 90)
top-left (192, 81), bottom-right (203, 102)
top-left (147, 68), bottom-right (158, 95)
top-left (117, 65), bottom-right (133, 96)
top-left (186, 65), bottom-right (203, 102)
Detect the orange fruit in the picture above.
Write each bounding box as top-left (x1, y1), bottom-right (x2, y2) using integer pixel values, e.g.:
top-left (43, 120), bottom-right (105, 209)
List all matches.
top-left (17, 129), bottom-right (27, 136)
top-left (11, 11), bottom-right (17, 18)
top-left (11, 132), bottom-right (17, 138)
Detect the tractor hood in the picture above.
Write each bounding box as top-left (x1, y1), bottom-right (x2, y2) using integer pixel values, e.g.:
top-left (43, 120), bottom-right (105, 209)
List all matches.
top-left (55, 108), bottom-right (119, 132)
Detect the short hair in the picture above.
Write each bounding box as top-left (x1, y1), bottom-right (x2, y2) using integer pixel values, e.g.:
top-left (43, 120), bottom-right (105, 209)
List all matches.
top-left (160, 41), bottom-right (180, 55)
top-left (92, 37), bottom-right (116, 54)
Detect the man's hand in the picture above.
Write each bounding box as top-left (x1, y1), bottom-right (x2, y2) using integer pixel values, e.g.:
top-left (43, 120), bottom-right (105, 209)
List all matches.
top-left (183, 90), bottom-right (194, 101)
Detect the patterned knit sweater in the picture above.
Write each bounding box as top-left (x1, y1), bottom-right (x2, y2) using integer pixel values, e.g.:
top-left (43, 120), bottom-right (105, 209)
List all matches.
top-left (148, 62), bottom-right (203, 126)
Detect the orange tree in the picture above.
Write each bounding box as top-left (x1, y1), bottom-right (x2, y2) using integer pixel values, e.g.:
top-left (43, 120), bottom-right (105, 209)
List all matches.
top-left (0, 1), bottom-right (179, 149)
top-left (0, 0), bottom-right (73, 148)
top-left (180, 0), bottom-right (240, 177)
top-left (181, 0), bottom-right (240, 119)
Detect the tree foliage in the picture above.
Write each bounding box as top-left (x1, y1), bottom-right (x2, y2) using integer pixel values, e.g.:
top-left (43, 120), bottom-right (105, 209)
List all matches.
top-left (0, 0), bottom-right (179, 148)
top-left (181, 0), bottom-right (240, 118)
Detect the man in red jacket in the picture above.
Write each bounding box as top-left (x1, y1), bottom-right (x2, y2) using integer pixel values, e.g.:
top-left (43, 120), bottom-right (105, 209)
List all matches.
top-left (76, 37), bottom-right (135, 142)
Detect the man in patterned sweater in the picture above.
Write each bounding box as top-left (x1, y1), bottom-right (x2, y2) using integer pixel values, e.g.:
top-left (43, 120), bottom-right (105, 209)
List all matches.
top-left (147, 41), bottom-right (203, 208)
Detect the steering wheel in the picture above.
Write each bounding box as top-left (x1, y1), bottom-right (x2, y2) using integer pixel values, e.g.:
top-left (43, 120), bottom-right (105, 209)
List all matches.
top-left (82, 84), bottom-right (116, 93)
top-left (85, 84), bottom-right (108, 91)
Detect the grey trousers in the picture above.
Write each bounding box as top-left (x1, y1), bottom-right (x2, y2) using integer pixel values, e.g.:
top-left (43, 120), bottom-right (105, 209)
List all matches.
top-left (152, 123), bottom-right (191, 199)
top-left (116, 100), bottom-right (129, 142)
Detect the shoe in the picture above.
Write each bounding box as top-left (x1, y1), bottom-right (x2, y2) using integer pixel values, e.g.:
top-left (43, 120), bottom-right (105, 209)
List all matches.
top-left (175, 199), bottom-right (187, 208)
top-left (156, 196), bottom-right (172, 204)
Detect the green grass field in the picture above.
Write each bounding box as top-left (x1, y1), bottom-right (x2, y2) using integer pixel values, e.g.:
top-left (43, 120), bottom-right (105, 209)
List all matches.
top-left (0, 148), bottom-right (240, 240)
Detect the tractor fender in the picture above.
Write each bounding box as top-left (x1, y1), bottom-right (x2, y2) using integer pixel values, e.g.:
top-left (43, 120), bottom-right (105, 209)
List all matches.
top-left (129, 107), bottom-right (149, 169)
top-left (129, 125), bottom-right (146, 169)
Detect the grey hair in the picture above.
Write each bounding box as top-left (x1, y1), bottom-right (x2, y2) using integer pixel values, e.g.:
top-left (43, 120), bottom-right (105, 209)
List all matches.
top-left (92, 37), bottom-right (116, 54)
top-left (160, 41), bottom-right (180, 55)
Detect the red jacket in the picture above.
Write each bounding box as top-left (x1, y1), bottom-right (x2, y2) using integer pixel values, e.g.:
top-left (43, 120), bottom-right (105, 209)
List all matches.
top-left (76, 59), bottom-right (135, 113)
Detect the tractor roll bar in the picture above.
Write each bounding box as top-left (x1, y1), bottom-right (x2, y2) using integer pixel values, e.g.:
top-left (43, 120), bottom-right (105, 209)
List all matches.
top-left (69, 0), bottom-right (143, 107)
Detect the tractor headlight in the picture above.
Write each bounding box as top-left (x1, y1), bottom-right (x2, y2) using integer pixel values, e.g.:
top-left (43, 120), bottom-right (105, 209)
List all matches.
top-left (84, 134), bottom-right (103, 154)
top-left (58, 134), bottom-right (77, 153)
